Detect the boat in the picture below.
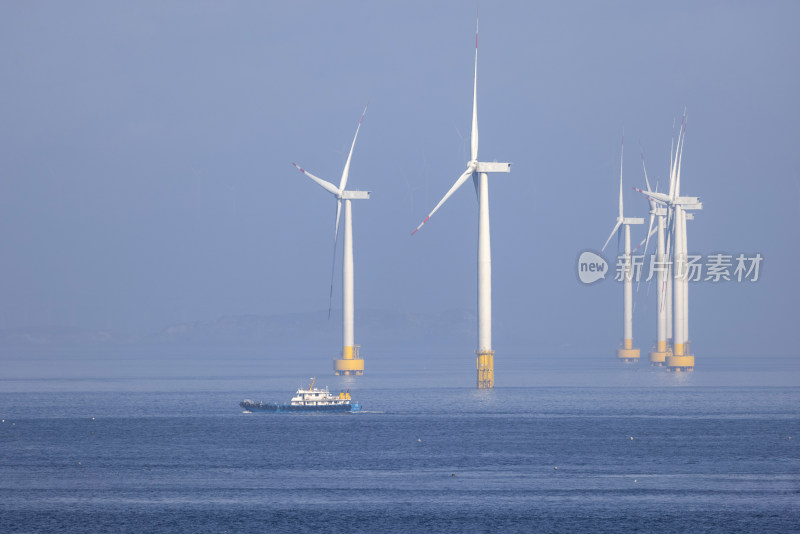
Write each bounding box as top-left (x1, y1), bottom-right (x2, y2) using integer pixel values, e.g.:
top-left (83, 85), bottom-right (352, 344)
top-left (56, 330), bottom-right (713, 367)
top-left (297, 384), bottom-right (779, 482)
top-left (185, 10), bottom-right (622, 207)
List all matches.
top-left (240, 378), bottom-right (361, 413)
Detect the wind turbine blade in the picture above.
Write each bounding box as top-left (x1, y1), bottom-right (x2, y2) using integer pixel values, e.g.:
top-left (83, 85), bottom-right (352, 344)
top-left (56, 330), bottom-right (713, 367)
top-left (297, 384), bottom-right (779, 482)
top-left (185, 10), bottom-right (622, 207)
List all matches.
top-left (601, 220), bottom-right (623, 254)
top-left (632, 187), bottom-right (671, 205)
top-left (665, 207), bottom-right (675, 263)
top-left (658, 205), bottom-right (675, 313)
top-left (668, 125), bottom-right (678, 198)
top-left (338, 104), bottom-right (368, 192)
top-left (333, 199), bottom-right (342, 256)
top-left (675, 114), bottom-right (686, 198)
top-left (292, 163), bottom-right (340, 196)
top-left (643, 213), bottom-right (655, 257)
top-left (669, 115), bottom-right (685, 199)
top-left (412, 167), bottom-right (474, 235)
top-left (470, 13), bottom-right (479, 161)
top-left (619, 135), bottom-right (624, 219)
top-left (659, 279), bottom-right (668, 312)
top-left (659, 206), bottom-right (676, 313)
top-left (669, 117), bottom-right (675, 191)
top-left (635, 213), bottom-right (656, 294)
top-left (327, 199), bottom-right (343, 320)
top-left (633, 215), bottom-right (657, 252)
top-left (641, 150), bottom-right (651, 192)
top-left (632, 221), bottom-right (658, 253)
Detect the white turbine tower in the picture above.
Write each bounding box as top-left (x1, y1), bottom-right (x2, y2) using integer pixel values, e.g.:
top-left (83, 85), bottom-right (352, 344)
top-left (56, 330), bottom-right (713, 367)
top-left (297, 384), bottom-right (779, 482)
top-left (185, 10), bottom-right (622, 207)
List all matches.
top-left (292, 105), bottom-right (371, 376)
top-left (635, 115), bottom-right (702, 372)
top-left (637, 154), bottom-right (669, 366)
top-left (602, 139), bottom-right (644, 363)
top-left (412, 15), bottom-right (510, 389)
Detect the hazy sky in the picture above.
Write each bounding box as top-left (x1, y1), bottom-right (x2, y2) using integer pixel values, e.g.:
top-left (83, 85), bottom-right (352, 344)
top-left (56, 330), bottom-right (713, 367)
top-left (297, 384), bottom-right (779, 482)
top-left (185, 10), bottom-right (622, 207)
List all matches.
top-left (1, 1), bottom-right (798, 357)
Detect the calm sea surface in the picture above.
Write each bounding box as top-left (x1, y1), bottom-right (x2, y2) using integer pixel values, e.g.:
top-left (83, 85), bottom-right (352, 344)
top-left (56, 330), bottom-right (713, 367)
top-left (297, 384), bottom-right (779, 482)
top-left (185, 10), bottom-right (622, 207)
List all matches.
top-left (0, 355), bottom-right (798, 532)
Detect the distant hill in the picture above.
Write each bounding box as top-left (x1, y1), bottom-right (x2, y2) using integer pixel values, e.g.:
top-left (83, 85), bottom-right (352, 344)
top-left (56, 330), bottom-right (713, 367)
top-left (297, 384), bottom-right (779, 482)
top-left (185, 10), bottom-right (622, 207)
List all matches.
top-left (147, 308), bottom-right (480, 355)
top-left (0, 326), bottom-right (128, 347)
top-left (0, 310), bottom-right (599, 358)
top-left (0, 309), bottom-right (484, 356)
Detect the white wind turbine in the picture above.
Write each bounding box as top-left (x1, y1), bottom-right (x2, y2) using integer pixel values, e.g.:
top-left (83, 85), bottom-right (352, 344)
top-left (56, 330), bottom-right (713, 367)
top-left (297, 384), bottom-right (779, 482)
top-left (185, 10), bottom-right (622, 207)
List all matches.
top-left (636, 153), bottom-right (669, 366)
top-left (412, 15), bottom-right (510, 389)
top-left (634, 114), bottom-right (702, 372)
top-left (292, 105), bottom-right (371, 376)
top-left (601, 138), bottom-right (644, 362)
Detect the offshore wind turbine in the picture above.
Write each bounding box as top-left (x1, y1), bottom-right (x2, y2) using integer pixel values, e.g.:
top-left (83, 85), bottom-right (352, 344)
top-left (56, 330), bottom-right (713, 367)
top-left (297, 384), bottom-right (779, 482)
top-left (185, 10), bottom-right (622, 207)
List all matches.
top-left (635, 115), bottom-right (702, 372)
top-left (636, 152), bottom-right (695, 366)
top-left (637, 154), bottom-right (669, 366)
top-left (292, 105), bottom-right (371, 376)
top-left (667, 120), bottom-right (702, 372)
top-left (412, 14), bottom-right (510, 389)
top-left (601, 139), bottom-right (644, 363)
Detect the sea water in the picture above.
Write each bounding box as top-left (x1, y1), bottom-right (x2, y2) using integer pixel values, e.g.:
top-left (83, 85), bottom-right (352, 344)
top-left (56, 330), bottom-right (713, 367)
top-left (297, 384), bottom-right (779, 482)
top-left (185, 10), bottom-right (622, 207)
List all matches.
top-left (0, 355), bottom-right (798, 532)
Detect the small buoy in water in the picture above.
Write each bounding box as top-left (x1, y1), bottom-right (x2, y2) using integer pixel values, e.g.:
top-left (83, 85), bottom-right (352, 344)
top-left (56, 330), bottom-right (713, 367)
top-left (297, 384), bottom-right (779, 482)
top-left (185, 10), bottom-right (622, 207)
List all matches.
top-left (77, 462), bottom-right (82, 466)
top-left (451, 473), bottom-right (456, 477)
top-left (630, 436), bottom-right (634, 440)
top-left (91, 417), bottom-right (95, 421)
top-left (1, 419), bottom-right (4, 423)
top-left (554, 466), bottom-right (558, 470)
top-left (417, 438), bottom-right (422, 443)
top-left (634, 479), bottom-right (637, 483)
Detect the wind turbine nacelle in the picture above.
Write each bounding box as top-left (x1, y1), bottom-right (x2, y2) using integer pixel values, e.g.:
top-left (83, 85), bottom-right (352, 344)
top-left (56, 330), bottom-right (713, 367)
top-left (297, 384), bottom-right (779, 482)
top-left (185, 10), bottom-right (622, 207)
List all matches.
top-left (622, 217), bottom-right (645, 225)
top-left (651, 206), bottom-right (668, 217)
top-left (675, 196), bottom-right (701, 206)
top-left (475, 161), bottom-right (511, 173)
top-left (340, 190), bottom-right (371, 200)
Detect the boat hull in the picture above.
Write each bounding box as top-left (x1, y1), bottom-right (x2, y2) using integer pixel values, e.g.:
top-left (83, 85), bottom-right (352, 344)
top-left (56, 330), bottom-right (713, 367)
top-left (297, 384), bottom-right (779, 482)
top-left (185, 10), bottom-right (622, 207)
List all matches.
top-left (240, 400), bottom-right (361, 413)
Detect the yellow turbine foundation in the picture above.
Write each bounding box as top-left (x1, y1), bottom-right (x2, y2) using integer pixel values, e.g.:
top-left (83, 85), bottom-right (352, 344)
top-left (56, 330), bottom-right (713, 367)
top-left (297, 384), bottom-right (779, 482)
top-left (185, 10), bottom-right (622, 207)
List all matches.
top-left (649, 340), bottom-right (668, 366)
top-left (666, 354), bottom-right (694, 372)
top-left (333, 345), bottom-right (364, 376)
top-left (333, 358), bottom-right (364, 375)
top-left (476, 350), bottom-right (494, 389)
top-left (617, 339), bottom-right (639, 362)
